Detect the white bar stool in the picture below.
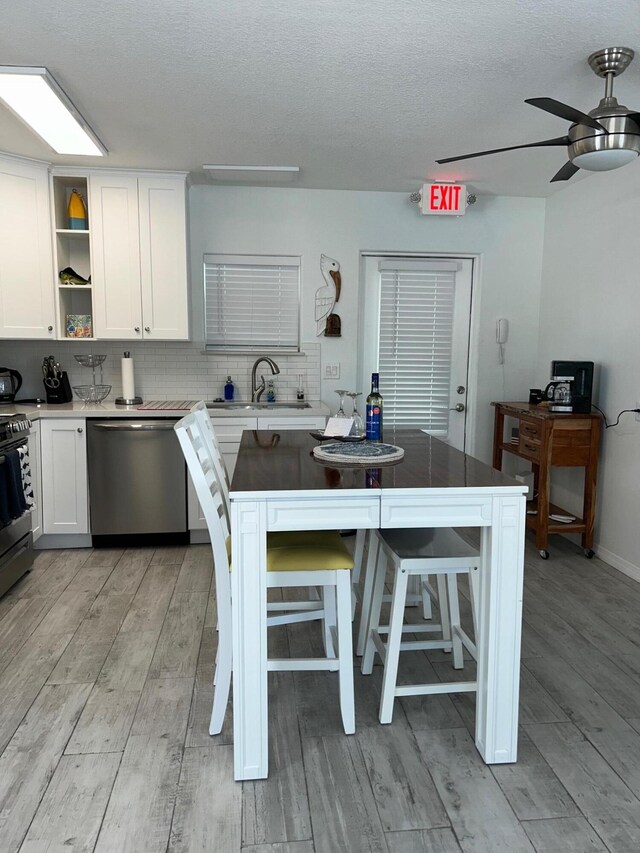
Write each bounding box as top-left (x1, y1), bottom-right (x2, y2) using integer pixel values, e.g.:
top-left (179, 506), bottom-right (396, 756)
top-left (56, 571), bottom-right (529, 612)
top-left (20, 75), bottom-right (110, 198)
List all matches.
top-left (360, 526), bottom-right (480, 724)
top-left (175, 412), bottom-right (356, 736)
top-left (353, 529), bottom-right (437, 656)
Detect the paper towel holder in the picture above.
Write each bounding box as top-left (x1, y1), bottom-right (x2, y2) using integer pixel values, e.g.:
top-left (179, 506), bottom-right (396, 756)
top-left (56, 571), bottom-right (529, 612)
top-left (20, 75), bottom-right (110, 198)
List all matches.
top-left (115, 351), bottom-right (142, 406)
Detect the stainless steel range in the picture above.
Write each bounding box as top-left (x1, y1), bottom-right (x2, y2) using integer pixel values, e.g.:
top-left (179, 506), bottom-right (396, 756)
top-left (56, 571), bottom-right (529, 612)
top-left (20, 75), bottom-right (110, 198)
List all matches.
top-left (0, 414), bottom-right (34, 597)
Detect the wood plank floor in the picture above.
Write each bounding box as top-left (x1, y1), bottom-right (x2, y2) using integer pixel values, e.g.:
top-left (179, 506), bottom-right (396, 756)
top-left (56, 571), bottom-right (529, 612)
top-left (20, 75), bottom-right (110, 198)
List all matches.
top-left (2, 535), bottom-right (640, 852)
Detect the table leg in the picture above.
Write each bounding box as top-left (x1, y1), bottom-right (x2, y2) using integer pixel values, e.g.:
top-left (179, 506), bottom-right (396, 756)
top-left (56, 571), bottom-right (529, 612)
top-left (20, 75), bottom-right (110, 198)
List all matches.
top-left (231, 499), bottom-right (269, 780)
top-left (582, 418), bottom-right (601, 552)
top-left (475, 493), bottom-right (526, 764)
top-left (492, 407), bottom-right (505, 471)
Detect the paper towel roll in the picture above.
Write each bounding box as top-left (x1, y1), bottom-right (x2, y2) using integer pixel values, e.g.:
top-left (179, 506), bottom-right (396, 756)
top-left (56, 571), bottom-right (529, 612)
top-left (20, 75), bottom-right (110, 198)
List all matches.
top-left (121, 357), bottom-right (136, 401)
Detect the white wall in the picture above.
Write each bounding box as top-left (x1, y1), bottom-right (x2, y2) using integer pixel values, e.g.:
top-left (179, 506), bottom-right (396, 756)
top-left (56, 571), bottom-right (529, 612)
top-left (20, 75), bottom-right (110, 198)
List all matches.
top-left (190, 186), bottom-right (546, 461)
top-left (538, 164), bottom-right (640, 577)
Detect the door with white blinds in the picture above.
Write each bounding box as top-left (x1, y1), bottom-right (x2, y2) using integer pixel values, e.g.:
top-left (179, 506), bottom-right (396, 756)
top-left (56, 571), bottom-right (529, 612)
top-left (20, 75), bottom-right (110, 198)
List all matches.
top-left (204, 254), bottom-right (301, 350)
top-left (359, 256), bottom-right (473, 451)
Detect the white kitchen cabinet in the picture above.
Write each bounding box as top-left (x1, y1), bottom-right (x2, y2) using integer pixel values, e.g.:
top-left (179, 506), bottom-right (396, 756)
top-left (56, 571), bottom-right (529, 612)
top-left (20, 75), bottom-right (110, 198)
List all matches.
top-left (90, 172), bottom-right (189, 340)
top-left (28, 421), bottom-right (42, 542)
top-left (40, 419), bottom-right (89, 535)
top-left (0, 154), bottom-right (56, 339)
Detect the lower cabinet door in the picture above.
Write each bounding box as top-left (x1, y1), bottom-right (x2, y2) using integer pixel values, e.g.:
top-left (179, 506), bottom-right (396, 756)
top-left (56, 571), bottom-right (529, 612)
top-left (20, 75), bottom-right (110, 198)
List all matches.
top-left (40, 419), bottom-right (89, 535)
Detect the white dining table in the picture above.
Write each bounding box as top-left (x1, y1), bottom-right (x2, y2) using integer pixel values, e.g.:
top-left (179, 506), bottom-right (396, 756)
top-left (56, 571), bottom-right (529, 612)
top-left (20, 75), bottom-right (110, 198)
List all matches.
top-left (230, 428), bottom-right (527, 781)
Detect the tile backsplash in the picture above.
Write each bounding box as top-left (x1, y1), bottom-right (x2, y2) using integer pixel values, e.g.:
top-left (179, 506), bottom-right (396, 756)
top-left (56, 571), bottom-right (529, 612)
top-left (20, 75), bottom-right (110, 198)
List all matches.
top-left (0, 340), bottom-right (321, 403)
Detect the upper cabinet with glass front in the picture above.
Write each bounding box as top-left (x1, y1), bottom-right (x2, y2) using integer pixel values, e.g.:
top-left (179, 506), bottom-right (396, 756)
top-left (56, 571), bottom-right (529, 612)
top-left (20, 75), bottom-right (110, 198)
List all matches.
top-left (0, 153), bottom-right (56, 339)
top-left (89, 172), bottom-right (189, 340)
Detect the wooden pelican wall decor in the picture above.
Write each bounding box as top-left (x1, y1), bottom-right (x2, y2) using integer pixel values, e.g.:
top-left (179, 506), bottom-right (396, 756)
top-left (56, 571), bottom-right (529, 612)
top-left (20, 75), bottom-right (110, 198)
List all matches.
top-left (315, 254), bottom-right (342, 336)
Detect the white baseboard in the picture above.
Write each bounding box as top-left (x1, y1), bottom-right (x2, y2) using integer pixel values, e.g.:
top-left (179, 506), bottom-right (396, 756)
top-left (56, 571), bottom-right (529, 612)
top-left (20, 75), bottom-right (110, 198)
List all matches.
top-left (595, 544), bottom-right (640, 584)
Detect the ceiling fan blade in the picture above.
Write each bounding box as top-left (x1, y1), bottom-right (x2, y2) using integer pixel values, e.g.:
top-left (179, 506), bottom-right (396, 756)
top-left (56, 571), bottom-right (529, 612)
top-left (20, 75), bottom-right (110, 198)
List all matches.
top-left (627, 112), bottom-right (640, 127)
top-left (435, 136), bottom-right (569, 165)
top-left (525, 98), bottom-right (607, 132)
top-left (550, 161), bottom-right (580, 182)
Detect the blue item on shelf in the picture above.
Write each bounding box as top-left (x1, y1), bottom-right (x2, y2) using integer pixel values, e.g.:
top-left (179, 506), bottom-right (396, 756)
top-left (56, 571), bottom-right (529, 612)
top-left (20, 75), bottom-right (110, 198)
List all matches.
top-left (224, 376), bottom-right (234, 401)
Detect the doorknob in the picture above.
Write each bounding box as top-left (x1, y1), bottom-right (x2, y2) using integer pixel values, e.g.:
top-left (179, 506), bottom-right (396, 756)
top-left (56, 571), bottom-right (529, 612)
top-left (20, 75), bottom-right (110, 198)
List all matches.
top-left (450, 403), bottom-right (465, 412)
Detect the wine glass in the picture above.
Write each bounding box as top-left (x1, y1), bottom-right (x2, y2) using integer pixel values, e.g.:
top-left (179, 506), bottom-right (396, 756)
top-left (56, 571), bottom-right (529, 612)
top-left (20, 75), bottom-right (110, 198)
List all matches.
top-left (346, 391), bottom-right (364, 435)
top-left (334, 389), bottom-right (348, 417)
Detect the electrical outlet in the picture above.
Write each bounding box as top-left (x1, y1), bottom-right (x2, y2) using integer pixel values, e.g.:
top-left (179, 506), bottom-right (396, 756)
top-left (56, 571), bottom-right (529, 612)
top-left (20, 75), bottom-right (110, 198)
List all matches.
top-left (324, 362), bottom-right (340, 379)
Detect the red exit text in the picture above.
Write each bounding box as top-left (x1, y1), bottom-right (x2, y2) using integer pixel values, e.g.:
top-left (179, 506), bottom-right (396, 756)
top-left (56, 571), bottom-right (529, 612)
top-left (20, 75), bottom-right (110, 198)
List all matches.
top-left (421, 183), bottom-right (466, 215)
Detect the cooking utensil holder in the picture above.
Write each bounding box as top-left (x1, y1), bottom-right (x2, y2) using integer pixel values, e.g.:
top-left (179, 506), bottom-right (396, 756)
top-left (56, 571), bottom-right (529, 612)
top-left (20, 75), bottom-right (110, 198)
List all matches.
top-left (44, 372), bottom-right (73, 404)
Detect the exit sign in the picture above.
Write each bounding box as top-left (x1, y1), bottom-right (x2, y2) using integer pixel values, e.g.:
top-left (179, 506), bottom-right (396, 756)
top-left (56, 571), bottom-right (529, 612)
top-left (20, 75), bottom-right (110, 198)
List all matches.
top-left (420, 183), bottom-right (466, 215)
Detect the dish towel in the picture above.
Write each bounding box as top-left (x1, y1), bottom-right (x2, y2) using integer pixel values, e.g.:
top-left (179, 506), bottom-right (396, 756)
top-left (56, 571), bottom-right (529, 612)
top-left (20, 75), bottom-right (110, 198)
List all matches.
top-left (0, 449), bottom-right (28, 526)
top-left (17, 444), bottom-right (34, 509)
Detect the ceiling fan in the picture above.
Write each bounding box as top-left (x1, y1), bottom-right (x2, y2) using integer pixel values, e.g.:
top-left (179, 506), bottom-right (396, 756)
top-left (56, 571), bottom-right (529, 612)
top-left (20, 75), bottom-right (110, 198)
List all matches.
top-left (436, 47), bottom-right (640, 182)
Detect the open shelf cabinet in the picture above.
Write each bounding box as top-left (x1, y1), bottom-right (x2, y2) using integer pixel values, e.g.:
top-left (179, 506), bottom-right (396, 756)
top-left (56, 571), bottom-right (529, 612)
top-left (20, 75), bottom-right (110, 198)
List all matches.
top-left (51, 174), bottom-right (94, 339)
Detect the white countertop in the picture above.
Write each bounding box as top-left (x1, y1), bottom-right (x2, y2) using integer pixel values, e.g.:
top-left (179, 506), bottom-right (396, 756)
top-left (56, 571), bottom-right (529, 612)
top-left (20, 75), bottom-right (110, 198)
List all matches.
top-left (2, 400), bottom-right (330, 420)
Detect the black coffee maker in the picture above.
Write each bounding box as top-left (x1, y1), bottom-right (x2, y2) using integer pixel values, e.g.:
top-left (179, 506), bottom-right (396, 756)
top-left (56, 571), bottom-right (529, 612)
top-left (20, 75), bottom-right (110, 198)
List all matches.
top-left (545, 361), bottom-right (595, 413)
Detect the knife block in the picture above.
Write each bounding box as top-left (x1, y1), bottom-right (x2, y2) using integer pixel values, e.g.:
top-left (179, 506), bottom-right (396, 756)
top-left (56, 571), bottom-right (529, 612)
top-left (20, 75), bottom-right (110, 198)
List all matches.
top-left (44, 372), bottom-right (73, 404)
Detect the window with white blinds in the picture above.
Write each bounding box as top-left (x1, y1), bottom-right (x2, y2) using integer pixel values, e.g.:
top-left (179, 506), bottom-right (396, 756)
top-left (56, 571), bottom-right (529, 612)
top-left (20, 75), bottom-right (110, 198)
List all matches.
top-left (378, 260), bottom-right (457, 433)
top-left (204, 254), bottom-right (301, 350)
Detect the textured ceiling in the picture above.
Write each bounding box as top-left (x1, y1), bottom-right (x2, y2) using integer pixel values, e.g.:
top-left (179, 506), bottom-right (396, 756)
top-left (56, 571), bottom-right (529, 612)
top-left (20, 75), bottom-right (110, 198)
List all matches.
top-left (1, 0), bottom-right (639, 196)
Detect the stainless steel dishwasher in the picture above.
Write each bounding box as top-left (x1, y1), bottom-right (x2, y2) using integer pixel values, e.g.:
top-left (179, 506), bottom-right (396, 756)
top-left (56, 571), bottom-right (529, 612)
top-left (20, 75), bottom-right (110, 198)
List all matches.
top-left (87, 419), bottom-right (187, 543)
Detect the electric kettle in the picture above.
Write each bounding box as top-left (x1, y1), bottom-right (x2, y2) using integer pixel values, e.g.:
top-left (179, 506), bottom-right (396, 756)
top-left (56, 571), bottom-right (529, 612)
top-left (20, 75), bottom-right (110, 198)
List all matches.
top-left (0, 368), bottom-right (22, 403)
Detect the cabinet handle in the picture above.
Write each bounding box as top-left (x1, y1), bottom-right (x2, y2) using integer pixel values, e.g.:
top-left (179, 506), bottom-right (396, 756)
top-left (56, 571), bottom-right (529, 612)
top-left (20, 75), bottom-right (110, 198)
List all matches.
top-left (48, 325), bottom-right (53, 332)
top-left (77, 427), bottom-right (83, 434)
top-left (145, 326), bottom-right (150, 333)
top-left (134, 327), bottom-right (140, 333)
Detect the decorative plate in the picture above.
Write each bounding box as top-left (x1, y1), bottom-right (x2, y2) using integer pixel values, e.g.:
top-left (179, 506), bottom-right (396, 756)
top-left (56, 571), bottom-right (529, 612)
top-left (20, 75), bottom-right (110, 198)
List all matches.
top-left (312, 441), bottom-right (404, 465)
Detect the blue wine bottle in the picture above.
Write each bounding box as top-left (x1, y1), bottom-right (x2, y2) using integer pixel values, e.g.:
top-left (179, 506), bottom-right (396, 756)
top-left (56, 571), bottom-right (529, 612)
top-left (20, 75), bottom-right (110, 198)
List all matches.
top-left (365, 373), bottom-right (383, 441)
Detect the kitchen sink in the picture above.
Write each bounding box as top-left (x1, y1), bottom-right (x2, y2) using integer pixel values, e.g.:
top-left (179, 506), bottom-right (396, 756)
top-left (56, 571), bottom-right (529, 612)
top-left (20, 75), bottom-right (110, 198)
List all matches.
top-left (206, 401), bottom-right (311, 410)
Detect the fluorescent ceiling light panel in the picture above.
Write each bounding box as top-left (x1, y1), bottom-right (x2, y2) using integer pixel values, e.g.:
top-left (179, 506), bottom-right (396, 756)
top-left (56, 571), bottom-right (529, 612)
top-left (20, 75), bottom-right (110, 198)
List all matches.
top-left (0, 66), bottom-right (106, 156)
top-left (203, 164), bottom-right (300, 172)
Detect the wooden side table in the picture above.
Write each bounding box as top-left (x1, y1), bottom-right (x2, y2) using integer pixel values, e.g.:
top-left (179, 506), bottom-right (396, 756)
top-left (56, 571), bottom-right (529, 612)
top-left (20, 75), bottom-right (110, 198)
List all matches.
top-left (491, 402), bottom-right (601, 559)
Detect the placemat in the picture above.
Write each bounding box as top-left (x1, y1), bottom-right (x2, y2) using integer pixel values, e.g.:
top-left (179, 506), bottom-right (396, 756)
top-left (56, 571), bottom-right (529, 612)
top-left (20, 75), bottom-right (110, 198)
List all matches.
top-left (136, 400), bottom-right (197, 410)
top-left (312, 441), bottom-right (404, 465)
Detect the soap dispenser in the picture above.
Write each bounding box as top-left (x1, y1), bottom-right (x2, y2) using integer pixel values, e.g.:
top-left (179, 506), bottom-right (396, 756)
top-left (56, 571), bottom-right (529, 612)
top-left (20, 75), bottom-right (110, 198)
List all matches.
top-left (224, 376), bottom-right (235, 401)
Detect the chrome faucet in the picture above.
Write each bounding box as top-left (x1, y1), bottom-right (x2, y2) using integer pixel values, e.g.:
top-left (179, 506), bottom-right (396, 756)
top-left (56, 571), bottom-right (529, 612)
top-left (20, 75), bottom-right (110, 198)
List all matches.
top-left (251, 356), bottom-right (280, 402)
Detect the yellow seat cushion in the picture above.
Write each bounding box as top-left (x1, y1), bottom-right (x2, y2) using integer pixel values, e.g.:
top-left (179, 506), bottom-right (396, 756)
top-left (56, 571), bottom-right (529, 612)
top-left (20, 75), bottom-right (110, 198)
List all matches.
top-left (267, 530), bottom-right (354, 572)
top-left (225, 530), bottom-right (354, 572)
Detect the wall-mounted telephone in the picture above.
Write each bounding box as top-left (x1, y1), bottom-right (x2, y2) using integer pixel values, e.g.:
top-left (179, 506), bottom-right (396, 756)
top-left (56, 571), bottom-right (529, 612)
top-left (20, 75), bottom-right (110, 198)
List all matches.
top-left (496, 319), bottom-right (508, 364)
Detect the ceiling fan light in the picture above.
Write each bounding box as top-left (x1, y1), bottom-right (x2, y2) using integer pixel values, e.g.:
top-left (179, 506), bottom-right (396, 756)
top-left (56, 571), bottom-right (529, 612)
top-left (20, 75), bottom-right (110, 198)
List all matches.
top-left (572, 148), bottom-right (638, 171)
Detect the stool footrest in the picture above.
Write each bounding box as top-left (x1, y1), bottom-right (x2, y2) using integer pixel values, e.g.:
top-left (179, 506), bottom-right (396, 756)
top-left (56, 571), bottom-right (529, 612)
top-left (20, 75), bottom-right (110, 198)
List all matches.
top-left (268, 658), bottom-right (339, 672)
top-left (395, 680), bottom-right (477, 696)
top-left (376, 623), bottom-right (444, 635)
top-left (267, 610), bottom-right (324, 627)
top-left (399, 639), bottom-right (453, 652)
